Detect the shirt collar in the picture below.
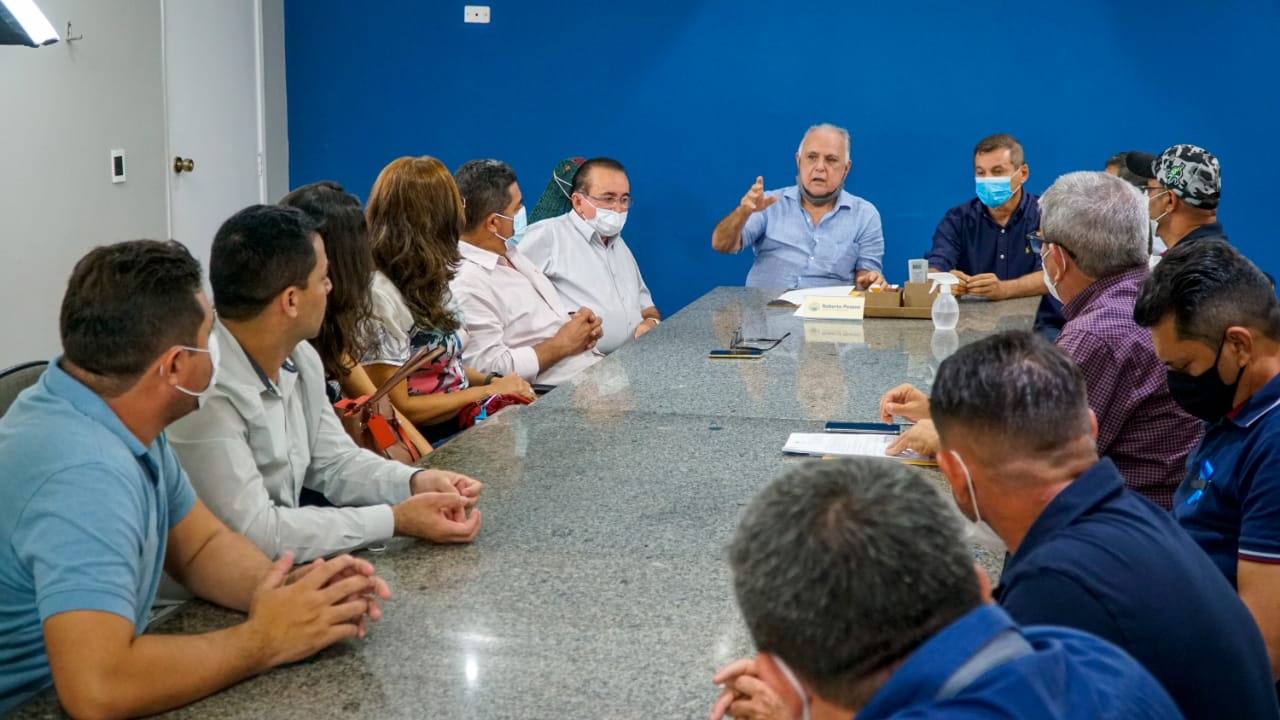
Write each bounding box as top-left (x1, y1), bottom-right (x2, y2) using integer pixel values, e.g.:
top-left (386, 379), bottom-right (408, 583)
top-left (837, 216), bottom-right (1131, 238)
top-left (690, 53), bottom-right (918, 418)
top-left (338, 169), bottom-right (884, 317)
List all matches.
top-left (1227, 370), bottom-right (1280, 428)
top-left (780, 184), bottom-right (855, 211)
top-left (1004, 458), bottom-right (1125, 570)
top-left (214, 320), bottom-right (297, 399)
top-left (858, 604), bottom-right (1020, 717)
top-left (1178, 222), bottom-right (1227, 246)
top-left (1060, 264), bottom-right (1145, 321)
top-left (44, 357), bottom-right (151, 460)
top-left (458, 239), bottom-right (502, 271)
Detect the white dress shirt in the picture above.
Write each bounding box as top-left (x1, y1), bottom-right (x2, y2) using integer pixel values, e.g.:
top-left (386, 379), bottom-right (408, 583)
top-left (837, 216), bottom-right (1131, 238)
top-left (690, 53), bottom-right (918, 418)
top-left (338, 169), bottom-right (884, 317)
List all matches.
top-left (167, 321), bottom-right (415, 562)
top-left (520, 210), bottom-right (655, 354)
top-left (449, 240), bottom-right (601, 385)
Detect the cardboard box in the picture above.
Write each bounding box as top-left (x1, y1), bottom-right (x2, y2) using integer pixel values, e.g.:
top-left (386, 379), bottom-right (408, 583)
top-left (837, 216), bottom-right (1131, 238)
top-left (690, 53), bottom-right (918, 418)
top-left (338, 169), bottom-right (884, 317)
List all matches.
top-left (863, 283), bottom-right (934, 319)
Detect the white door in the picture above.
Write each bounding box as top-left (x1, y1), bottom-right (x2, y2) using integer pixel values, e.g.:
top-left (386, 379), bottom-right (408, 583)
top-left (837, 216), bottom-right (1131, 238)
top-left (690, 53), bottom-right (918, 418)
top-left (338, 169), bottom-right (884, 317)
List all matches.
top-left (163, 0), bottom-right (265, 277)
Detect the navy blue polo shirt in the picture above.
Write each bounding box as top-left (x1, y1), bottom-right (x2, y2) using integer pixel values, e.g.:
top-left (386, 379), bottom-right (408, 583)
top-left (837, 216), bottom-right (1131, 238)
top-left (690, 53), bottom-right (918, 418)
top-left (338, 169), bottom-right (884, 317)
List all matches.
top-left (856, 604), bottom-right (1181, 719)
top-left (925, 191), bottom-right (1064, 334)
top-left (995, 459), bottom-right (1277, 720)
top-left (1175, 371), bottom-right (1280, 586)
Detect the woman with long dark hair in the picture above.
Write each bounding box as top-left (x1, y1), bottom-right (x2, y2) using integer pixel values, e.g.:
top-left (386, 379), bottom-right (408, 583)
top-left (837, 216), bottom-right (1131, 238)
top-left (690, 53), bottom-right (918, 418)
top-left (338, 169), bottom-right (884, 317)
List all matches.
top-left (279, 180), bottom-right (432, 456)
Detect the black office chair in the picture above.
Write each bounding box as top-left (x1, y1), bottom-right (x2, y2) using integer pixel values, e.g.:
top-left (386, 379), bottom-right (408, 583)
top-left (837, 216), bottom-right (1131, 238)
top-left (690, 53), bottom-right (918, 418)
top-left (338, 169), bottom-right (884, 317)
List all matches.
top-left (0, 361), bottom-right (48, 417)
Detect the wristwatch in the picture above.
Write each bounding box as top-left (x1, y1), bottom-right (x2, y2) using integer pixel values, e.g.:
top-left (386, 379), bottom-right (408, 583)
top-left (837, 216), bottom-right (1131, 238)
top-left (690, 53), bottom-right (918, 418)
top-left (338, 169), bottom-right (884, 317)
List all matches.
top-left (645, 318), bottom-right (661, 326)
top-left (485, 372), bottom-right (503, 385)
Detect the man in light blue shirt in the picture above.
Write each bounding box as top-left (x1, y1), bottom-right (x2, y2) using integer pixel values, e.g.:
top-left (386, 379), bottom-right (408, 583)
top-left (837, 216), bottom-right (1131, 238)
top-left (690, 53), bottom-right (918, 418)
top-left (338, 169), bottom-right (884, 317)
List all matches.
top-left (711, 124), bottom-right (885, 289)
top-left (0, 240), bottom-right (390, 717)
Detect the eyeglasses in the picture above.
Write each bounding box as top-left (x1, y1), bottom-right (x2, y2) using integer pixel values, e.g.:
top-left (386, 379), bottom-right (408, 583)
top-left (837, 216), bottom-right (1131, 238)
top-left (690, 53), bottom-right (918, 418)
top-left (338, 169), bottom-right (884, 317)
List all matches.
top-left (732, 328), bottom-right (791, 352)
top-left (1027, 231), bottom-right (1077, 260)
top-left (579, 193), bottom-right (634, 211)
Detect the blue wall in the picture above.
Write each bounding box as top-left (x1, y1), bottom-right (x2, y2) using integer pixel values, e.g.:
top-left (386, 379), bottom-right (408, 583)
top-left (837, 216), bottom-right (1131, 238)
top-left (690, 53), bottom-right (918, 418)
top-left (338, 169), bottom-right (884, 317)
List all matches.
top-left (283, 0), bottom-right (1279, 315)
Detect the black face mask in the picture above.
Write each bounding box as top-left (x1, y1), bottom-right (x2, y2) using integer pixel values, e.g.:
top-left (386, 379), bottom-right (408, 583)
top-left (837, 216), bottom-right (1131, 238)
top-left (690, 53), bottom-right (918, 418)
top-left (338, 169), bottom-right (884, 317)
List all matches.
top-left (1166, 336), bottom-right (1246, 422)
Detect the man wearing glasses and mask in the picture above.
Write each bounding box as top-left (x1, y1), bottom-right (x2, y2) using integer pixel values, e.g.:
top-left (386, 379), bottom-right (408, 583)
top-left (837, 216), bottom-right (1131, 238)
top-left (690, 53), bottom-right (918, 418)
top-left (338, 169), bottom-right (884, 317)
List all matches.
top-left (711, 123), bottom-right (886, 290)
top-left (522, 157), bottom-right (662, 354)
top-left (1125, 144), bottom-right (1225, 256)
top-left (882, 171), bottom-right (1201, 511)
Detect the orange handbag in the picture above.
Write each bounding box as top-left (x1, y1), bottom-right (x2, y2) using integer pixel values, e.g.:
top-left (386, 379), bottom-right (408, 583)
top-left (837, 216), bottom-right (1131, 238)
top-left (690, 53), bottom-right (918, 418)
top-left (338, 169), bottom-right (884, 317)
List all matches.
top-left (333, 345), bottom-right (443, 464)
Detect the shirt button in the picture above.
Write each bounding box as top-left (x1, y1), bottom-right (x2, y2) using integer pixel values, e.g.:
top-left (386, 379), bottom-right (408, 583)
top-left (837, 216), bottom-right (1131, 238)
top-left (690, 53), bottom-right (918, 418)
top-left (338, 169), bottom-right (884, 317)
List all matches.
top-left (1000, 254), bottom-right (1005, 259)
top-left (1001, 229), bottom-right (1006, 234)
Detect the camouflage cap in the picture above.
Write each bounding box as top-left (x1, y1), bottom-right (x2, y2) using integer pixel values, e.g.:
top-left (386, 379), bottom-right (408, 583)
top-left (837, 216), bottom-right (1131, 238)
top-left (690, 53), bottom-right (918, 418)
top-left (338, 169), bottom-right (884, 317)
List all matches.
top-left (1154, 144), bottom-right (1221, 209)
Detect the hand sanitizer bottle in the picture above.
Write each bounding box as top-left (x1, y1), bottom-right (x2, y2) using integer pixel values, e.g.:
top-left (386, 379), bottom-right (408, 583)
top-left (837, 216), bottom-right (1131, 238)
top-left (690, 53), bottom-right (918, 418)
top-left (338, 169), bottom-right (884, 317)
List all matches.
top-left (929, 273), bottom-right (960, 330)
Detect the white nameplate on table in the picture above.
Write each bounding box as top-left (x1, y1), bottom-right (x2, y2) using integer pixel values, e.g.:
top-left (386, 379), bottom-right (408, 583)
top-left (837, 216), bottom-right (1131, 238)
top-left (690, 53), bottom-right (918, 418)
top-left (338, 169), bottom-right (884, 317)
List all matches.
top-left (783, 432), bottom-right (935, 465)
top-left (794, 294), bottom-right (865, 321)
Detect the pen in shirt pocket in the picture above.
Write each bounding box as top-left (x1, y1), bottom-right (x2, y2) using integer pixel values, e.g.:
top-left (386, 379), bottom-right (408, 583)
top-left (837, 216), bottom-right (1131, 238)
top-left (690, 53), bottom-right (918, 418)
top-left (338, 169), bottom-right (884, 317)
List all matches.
top-left (1186, 459), bottom-right (1215, 506)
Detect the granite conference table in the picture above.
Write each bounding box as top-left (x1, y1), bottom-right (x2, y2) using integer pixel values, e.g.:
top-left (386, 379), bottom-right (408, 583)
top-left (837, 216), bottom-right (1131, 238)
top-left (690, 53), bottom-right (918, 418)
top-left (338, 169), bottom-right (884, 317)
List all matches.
top-left (15, 287), bottom-right (1037, 719)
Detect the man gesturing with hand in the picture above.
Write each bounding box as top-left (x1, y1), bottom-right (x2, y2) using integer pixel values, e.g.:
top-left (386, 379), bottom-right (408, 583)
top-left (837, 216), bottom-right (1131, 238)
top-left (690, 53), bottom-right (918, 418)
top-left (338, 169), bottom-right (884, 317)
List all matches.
top-left (712, 124), bottom-right (886, 290)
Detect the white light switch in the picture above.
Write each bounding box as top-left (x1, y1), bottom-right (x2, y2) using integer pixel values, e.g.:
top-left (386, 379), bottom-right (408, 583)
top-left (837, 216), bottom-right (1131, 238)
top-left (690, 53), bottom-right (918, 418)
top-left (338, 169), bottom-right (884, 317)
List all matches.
top-left (464, 5), bottom-right (490, 23)
top-left (110, 149), bottom-right (126, 184)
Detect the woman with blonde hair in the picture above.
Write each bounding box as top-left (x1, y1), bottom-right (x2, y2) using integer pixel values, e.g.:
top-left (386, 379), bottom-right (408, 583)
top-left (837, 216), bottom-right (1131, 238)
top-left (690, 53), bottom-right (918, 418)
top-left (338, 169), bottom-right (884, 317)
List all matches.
top-left (364, 156), bottom-right (534, 440)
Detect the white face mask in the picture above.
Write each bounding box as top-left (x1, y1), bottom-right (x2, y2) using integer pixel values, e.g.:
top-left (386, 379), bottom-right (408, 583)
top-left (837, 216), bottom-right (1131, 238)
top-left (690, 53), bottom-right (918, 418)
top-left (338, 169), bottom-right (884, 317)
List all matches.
top-left (772, 655), bottom-right (811, 720)
top-left (166, 332), bottom-right (220, 405)
top-left (949, 451), bottom-right (1007, 554)
top-left (1040, 247), bottom-right (1062, 302)
top-left (588, 208), bottom-right (627, 237)
top-left (1149, 220), bottom-right (1168, 255)
top-left (580, 195), bottom-right (628, 237)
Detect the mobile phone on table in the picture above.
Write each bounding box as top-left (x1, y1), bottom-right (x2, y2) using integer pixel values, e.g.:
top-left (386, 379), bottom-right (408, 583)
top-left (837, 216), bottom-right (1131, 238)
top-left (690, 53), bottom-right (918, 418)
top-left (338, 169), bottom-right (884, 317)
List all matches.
top-left (824, 421), bottom-right (901, 434)
top-left (708, 348), bottom-right (765, 360)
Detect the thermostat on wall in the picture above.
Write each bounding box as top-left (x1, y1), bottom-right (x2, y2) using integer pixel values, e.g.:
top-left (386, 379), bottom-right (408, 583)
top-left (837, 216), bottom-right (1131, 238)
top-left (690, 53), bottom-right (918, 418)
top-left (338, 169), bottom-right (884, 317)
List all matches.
top-left (110, 149), bottom-right (126, 184)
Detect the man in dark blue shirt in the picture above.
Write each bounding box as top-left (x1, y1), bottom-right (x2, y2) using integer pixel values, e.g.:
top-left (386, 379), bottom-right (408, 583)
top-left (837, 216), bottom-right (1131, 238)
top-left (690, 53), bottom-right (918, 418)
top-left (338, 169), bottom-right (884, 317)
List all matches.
top-left (1135, 238), bottom-right (1280, 682)
top-left (928, 330), bottom-right (1278, 720)
top-left (926, 133), bottom-right (1063, 336)
top-left (710, 457), bottom-right (1182, 720)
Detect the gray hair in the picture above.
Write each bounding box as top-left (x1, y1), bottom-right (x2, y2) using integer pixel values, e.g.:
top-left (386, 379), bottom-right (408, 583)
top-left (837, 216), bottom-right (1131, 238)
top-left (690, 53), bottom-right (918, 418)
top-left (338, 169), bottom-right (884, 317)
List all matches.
top-left (730, 458), bottom-right (981, 708)
top-left (1039, 171), bottom-right (1148, 278)
top-left (798, 123), bottom-right (851, 162)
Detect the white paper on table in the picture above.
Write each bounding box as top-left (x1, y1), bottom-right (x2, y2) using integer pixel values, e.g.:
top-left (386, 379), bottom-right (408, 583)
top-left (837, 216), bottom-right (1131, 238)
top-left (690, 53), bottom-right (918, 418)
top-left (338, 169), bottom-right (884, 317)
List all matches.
top-left (775, 285), bottom-right (857, 306)
top-left (782, 432), bottom-right (935, 464)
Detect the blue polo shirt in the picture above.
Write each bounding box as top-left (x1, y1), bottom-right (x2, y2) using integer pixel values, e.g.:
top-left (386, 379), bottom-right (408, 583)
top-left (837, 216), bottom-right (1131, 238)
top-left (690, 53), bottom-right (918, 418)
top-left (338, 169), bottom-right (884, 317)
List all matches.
top-left (1175, 371), bottom-right (1280, 586)
top-left (857, 604), bottom-right (1181, 719)
top-left (925, 191), bottom-right (1064, 334)
top-left (740, 185), bottom-right (884, 289)
top-left (0, 360), bottom-right (196, 713)
top-left (994, 459), bottom-right (1277, 720)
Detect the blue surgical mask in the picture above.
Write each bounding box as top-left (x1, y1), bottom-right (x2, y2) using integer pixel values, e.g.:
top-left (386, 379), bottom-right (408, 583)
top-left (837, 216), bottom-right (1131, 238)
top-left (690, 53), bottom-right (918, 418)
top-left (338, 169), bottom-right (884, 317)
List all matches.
top-left (975, 176), bottom-right (1015, 209)
top-left (496, 206), bottom-right (528, 246)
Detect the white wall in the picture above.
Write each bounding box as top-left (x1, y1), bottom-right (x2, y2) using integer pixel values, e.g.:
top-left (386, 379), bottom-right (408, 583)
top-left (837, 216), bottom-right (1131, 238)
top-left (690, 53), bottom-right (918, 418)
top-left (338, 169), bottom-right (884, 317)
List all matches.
top-left (0, 0), bottom-right (168, 368)
top-left (0, 0), bottom-right (290, 369)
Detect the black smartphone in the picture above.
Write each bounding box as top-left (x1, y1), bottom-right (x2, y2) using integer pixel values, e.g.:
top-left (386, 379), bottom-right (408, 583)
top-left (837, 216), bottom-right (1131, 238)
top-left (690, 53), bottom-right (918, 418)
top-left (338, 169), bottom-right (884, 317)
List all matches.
top-left (825, 421), bottom-right (901, 435)
top-left (708, 348), bottom-right (765, 360)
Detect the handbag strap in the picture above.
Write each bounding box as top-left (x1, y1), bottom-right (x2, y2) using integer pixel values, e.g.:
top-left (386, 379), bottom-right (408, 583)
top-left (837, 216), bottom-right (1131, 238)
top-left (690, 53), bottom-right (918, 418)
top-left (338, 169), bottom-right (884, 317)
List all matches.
top-left (353, 345), bottom-right (446, 411)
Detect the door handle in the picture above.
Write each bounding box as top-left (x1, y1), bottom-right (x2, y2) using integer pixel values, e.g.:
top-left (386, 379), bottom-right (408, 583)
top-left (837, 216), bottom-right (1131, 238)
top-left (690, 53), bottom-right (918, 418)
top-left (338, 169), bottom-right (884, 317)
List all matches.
top-left (173, 156), bottom-right (195, 174)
